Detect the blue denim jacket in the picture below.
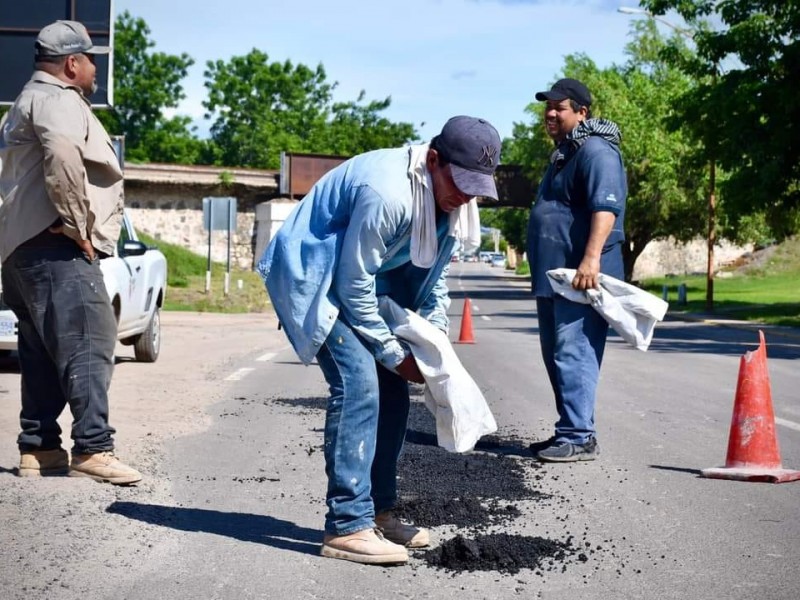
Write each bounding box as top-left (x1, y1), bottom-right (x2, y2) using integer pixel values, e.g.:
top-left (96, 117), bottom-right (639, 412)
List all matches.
top-left (257, 147), bottom-right (455, 367)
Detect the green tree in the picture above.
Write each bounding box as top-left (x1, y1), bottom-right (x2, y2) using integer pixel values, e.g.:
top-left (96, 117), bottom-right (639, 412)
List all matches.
top-left (505, 22), bottom-right (706, 280)
top-left (641, 0), bottom-right (800, 239)
top-left (479, 208), bottom-right (528, 256)
top-left (491, 92), bottom-right (555, 261)
top-left (610, 22), bottom-right (708, 279)
top-left (203, 50), bottom-right (417, 169)
top-left (97, 11), bottom-right (205, 164)
top-left (203, 50), bottom-right (331, 168)
top-left (325, 92), bottom-right (418, 156)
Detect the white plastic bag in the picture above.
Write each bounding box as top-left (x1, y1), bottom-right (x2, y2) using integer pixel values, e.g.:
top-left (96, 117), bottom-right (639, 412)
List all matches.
top-left (378, 296), bottom-right (497, 453)
top-left (546, 268), bottom-right (669, 351)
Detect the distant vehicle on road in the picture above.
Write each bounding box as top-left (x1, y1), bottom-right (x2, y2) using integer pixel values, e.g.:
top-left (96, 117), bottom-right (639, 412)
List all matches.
top-left (490, 254), bottom-right (506, 268)
top-left (0, 303), bottom-right (14, 356)
top-left (0, 211), bottom-right (167, 362)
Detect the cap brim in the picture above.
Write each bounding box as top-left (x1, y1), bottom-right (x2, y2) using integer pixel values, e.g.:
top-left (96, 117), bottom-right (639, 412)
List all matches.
top-left (451, 164), bottom-right (498, 201)
top-left (535, 90), bottom-right (569, 102)
top-left (84, 45), bottom-right (111, 55)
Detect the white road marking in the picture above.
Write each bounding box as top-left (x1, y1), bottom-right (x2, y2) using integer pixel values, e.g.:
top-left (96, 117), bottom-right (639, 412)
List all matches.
top-left (481, 315), bottom-right (491, 321)
top-left (775, 417), bottom-right (800, 433)
top-left (225, 368), bottom-right (255, 381)
top-left (256, 352), bottom-right (278, 362)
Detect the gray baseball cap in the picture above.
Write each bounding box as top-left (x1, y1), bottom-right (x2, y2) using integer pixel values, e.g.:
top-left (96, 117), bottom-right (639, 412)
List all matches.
top-left (35, 20), bottom-right (110, 57)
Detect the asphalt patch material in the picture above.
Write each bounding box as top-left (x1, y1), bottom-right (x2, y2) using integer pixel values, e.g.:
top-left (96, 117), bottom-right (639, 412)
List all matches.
top-left (275, 391), bottom-right (611, 576)
top-left (423, 533), bottom-right (581, 575)
top-left (395, 396), bottom-right (598, 575)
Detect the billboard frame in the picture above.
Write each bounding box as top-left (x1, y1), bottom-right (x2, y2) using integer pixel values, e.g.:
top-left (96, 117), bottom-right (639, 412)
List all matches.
top-left (0, 0), bottom-right (115, 107)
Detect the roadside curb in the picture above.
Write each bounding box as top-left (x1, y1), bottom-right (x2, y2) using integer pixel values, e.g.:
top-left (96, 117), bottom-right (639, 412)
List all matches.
top-left (667, 311), bottom-right (800, 343)
top-left (482, 267), bottom-right (800, 343)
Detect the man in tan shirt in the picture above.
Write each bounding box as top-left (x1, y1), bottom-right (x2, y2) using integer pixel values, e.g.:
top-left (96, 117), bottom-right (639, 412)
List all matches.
top-left (0, 20), bottom-right (141, 484)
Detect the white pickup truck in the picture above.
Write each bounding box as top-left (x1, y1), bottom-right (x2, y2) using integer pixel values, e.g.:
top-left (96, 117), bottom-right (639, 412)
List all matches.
top-left (0, 211), bottom-right (167, 362)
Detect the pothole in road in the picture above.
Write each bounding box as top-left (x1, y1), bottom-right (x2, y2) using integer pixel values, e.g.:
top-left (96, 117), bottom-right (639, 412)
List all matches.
top-left (271, 393), bottom-right (630, 576)
top-left (397, 399), bottom-right (601, 575)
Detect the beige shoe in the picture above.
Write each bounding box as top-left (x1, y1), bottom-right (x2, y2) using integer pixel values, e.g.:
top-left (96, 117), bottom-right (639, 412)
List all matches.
top-left (321, 527), bottom-right (408, 564)
top-left (19, 448), bottom-right (69, 477)
top-left (375, 511), bottom-right (430, 548)
top-left (69, 451), bottom-right (142, 485)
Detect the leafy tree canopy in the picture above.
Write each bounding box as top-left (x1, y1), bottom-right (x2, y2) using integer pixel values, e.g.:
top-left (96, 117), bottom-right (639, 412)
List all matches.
top-left (641, 0), bottom-right (800, 238)
top-left (97, 11), bottom-right (206, 164)
top-left (480, 208), bottom-right (527, 254)
top-left (203, 50), bottom-right (417, 169)
top-left (504, 20), bottom-right (707, 280)
top-left (325, 92), bottom-right (418, 158)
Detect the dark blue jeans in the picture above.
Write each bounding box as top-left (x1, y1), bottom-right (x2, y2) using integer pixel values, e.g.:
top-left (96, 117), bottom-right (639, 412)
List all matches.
top-left (536, 295), bottom-right (609, 444)
top-left (2, 238), bottom-right (117, 454)
top-left (315, 317), bottom-right (410, 536)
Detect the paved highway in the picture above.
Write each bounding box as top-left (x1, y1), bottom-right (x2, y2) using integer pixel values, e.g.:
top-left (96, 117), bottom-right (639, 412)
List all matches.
top-left (1, 263), bottom-right (798, 599)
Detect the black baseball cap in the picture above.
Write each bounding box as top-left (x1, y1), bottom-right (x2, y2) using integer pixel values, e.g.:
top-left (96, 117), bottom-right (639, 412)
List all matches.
top-left (535, 78), bottom-right (592, 107)
top-left (432, 116), bottom-right (501, 200)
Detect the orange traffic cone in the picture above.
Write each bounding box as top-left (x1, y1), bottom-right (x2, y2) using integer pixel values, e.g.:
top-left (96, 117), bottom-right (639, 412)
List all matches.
top-left (701, 331), bottom-right (800, 483)
top-left (455, 297), bottom-right (476, 344)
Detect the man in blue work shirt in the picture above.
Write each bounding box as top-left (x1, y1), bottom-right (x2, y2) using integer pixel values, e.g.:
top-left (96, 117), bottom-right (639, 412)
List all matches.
top-left (526, 78), bottom-right (627, 462)
top-left (259, 116), bottom-right (501, 564)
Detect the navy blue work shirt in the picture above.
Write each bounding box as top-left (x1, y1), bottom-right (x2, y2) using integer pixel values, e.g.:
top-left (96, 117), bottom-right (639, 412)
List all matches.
top-left (527, 135), bottom-right (627, 297)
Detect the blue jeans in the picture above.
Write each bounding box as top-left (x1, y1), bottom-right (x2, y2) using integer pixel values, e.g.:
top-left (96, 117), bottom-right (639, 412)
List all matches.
top-left (315, 317), bottom-right (410, 536)
top-left (2, 236), bottom-right (117, 454)
top-left (536, 295), bottom-right (609, 444)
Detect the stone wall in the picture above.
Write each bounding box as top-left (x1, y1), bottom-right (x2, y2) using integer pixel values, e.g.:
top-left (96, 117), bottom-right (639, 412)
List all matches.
top-left (123, 196), bottom-right (296, 272)
top-left (125, 191), bottom-right (749, 277)
top-left (121, 164), bottom-right (287, 270)
top-left (123, 188), bottom-right (258, 269)
top-left (118, 164), bottom-right (750, 277)
top-left (632, 238), bottom-right (752, 280)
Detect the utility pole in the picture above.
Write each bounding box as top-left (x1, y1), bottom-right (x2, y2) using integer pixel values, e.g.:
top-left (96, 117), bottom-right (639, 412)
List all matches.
top-left (706, 110), bottom-right (716, 311)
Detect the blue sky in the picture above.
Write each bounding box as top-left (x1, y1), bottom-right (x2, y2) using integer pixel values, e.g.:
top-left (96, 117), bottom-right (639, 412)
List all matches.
top-left (115, 0), bottom-right (643, 141)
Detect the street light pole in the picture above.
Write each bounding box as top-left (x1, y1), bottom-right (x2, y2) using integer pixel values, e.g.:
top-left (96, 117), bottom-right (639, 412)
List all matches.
top-left (618, 6), bottom-right (717, 311)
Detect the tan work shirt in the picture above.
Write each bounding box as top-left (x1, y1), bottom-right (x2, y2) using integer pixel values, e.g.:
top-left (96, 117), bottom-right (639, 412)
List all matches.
top-left (0, 70), bottom-right (123, 262)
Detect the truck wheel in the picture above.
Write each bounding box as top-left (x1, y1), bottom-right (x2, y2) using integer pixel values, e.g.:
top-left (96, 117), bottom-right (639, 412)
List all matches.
top-left (134, 308), bottom-right (161, 362)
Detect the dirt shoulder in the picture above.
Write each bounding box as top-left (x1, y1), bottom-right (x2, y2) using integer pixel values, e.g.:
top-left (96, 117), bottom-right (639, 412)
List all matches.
top-left (0, 311), bottom-right (285, 600)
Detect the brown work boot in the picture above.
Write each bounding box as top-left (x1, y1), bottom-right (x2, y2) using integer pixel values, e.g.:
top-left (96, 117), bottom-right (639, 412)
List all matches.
top-left (69, 451), bottom-right (142, 485)
top-left (18, 448), bottom-right (69, 477)
top-left (375, 510), bottom-right (430, 548)
top-left (321, 527), bottom-right (408, 565)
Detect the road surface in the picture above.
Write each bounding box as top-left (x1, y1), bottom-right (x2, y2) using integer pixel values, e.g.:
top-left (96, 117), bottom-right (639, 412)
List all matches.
top-left (1, 263), bottom-right (798, 599)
